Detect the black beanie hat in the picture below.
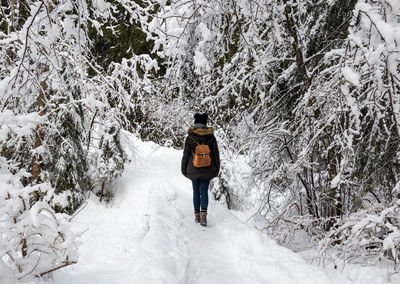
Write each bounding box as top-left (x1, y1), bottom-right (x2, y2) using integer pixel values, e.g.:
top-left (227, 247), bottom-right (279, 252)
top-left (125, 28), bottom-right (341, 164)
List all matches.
top-left (194, 113), bottom-right (208, 125)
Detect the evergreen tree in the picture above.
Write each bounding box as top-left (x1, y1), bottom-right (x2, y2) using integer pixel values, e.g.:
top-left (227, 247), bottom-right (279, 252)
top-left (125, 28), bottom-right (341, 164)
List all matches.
top-left (91, 115), bottom-right (127, 202)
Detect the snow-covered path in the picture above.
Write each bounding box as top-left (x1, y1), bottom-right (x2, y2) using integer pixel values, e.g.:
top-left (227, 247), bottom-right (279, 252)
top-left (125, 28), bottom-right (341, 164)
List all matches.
top-left (54, 138), bottom-right (332, 284)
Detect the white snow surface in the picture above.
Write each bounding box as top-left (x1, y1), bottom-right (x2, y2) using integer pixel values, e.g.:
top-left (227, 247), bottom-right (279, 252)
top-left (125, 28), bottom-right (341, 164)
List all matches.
top-left (0, 260), bottom-right (16, 284)
top-left (54, 137), bottom-right (333, 284)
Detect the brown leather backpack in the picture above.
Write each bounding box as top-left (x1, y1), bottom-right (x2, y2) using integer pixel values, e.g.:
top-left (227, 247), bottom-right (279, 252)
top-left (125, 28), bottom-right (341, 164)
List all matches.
top-left (188, 136), bottom-right (212, 168)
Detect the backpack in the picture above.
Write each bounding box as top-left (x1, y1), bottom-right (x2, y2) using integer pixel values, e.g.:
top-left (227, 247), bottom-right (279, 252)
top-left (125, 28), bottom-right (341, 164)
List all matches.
top-left (188, 136), bottom-right (212, 168)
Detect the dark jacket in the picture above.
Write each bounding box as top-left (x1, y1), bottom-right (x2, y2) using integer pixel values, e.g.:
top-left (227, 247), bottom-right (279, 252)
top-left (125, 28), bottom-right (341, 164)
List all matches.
top-left (181, 127), bottom-right (220, 180)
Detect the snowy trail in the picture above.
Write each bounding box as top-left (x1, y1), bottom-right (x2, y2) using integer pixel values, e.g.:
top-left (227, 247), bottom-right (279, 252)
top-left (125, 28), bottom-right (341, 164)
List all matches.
top-left (54, 138), bottom-right (332, 284)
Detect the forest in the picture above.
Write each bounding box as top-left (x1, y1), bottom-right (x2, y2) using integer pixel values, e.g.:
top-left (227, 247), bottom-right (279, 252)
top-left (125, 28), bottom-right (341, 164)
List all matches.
top-left (1, 0), bottom-right (400, 281)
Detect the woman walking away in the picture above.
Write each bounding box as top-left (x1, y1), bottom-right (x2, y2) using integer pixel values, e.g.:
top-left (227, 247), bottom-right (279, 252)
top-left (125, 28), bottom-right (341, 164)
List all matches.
top-left (181, 113), bottom-right (220, 226)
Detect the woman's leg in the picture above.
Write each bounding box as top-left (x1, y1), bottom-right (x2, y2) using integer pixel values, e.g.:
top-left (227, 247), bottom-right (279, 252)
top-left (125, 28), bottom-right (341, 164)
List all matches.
top-left (191, 179), bottom-right (201, 213)
top-left (199, 179), bottom-right (211, 212)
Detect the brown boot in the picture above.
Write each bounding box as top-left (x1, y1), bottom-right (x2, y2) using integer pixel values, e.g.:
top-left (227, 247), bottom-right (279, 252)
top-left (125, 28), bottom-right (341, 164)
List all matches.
top-left (200, 212), bottom-right (207, 226)
top-left (194, 212), bottom-right (200, 223)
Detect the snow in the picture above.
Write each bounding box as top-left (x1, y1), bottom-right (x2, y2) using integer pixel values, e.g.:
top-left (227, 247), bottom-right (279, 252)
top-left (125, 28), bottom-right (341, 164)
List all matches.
top-left (53, 137), bottom-right (332, 284)
top-left (198, 23), bottom-right (213, 42)
top-left (330, 172), bottom-right (342, 188)
top-left (0, 110), bottom-right (42, 140)
top-left (342, 66), bottom-right (360, 88)
top-left (300, 249), bottom-right (400, 284)
top-left (0, 260), bottom-right (16, 284)
top-left (193, 50), bottom-right (210, 74)
top-left (356, 3), bottom-right (395, 45)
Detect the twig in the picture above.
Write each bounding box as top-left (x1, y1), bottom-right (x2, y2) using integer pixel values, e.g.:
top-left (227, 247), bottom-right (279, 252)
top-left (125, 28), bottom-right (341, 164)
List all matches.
top-left (39, 260), bottom-right (77, 277)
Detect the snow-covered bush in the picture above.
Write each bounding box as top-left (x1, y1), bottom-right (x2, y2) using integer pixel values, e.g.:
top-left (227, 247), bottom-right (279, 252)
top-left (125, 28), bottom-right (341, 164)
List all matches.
top-left (0, 157), bottom-right (80, 280)
top-left (211, 156), bottom-right (252, 210)
top-left (264, 211), bottom-right (325, 250)
top-left (320, 200), bottom-right (400, 266)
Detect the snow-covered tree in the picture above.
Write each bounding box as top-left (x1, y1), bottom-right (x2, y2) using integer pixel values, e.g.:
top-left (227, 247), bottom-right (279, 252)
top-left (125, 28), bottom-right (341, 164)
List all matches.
top-left (0, 0), bottom-right (94, 209)
top-left (342, 0), bottom-right (400, 203)
top-left (264, 0), bottom-right (400, 265)
top-left (90, 114), bottom-right (127, 202)
top-left (0, 0), bottom-right (157, 209)
top-left (290, 0), bottom-right (400, 218)
top-left (0, 112), bottom-right (79, 280)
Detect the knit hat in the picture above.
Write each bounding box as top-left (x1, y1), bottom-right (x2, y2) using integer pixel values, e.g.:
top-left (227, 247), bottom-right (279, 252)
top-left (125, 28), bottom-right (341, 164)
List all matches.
top-left (194, 113), bottom-right (208, 125)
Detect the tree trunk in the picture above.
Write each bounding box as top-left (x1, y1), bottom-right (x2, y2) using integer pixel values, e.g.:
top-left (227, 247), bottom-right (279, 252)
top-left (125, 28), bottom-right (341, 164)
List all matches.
top-left (87, 109), bottom-right (98, 151)
top-left (30, 1), bottom-right (54, 185)
top-left (322, 135), bottom-right (342, 221)
top-left (30, 67), bottom-right (48, 185)
top-left (283, 1), bottom-right (311, 88)
top-left (99, 179), bottom-right (105, 202)
top-left (328, 146), bottom-right (340, 217)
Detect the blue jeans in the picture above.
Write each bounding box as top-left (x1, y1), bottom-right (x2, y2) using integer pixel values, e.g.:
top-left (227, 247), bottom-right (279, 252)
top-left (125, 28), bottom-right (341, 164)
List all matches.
top-left (191, 179), bottom-right (210, 212)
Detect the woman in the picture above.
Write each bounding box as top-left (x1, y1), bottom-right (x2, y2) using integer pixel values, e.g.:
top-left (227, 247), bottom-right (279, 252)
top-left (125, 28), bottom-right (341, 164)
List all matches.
top-left (181, 113), bottom-right (220, 226)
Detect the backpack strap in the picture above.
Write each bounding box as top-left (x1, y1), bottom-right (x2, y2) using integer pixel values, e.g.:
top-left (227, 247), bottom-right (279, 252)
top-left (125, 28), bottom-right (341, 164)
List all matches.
top-left (187, 135), bottom-right (200, 145)
top-left (187, 135), bottom-right (201, 157)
